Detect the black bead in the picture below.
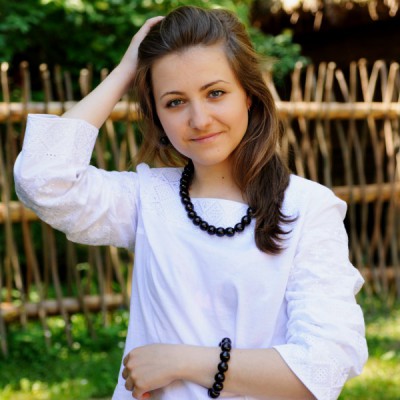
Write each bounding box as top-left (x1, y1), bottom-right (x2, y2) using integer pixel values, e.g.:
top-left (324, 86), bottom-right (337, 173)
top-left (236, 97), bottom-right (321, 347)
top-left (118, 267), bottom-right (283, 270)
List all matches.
top-left (219, 337), bottom-right (231, 346)
top-left (216, 227), bottom-right (225, 237)
top-left (193, 216), bottom-right (202, 226)
top-left (234, 222), bottom-right (244, 232)
top-left (187, 211), bottom-right (196, 219)
top-left (220, 351), bottom-right (230, 362)
top-left (208, 388), bottom-right (220, 398)
top-left (200, 221), bottom-right (209, 231)
top-left (185, 203), bottom-right (194, 211)
top-left (179, 188), bottom-right (188, 196)
top-left (247, 207), bottom-right (255, 216)
top-left (212, 382), bottom-right (224, 392)
top-left (224, 227), bottom-right (235, 237)
top-left (214, 372), bottom-right (225, 383)
top-left (181, 195), bottom-right (191, 205)
top-left (218, 361), bottom-right (229, 373)
top-left (221, 342), bottom-right (232, 352)
top-left (180, 177), bottom-right (189, 186)
top-left (241, 215), bottom-right (251, 226)
top-left (207, 225), bottom-right (216, 235)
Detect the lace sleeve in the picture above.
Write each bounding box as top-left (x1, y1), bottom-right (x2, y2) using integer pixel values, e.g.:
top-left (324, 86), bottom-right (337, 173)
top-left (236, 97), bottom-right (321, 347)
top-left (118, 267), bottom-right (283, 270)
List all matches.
top-left (14, 114), bottom-right (139, 250)
top-left (274, 188), bottom-right (368, 400)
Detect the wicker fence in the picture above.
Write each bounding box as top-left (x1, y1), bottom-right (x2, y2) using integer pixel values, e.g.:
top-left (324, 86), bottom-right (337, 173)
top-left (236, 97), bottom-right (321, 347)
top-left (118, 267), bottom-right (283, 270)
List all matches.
top-left (0, 59), bottom-right (399, 356)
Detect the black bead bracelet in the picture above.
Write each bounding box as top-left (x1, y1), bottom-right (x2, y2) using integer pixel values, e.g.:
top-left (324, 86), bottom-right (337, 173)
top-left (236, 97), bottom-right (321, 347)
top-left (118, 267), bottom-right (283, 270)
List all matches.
top-left (207, 338), bottom-right (232, 398)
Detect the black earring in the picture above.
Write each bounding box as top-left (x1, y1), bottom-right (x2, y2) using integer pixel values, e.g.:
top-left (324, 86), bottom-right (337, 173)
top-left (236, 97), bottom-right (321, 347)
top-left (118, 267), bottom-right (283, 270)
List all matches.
top-left (159, 136), bottom-right (170, 146)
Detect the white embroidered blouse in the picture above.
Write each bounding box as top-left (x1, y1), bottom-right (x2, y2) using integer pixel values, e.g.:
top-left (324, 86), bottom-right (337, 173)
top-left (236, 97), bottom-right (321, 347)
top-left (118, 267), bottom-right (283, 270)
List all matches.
top-left (14, 114), bottom-right (368, 400)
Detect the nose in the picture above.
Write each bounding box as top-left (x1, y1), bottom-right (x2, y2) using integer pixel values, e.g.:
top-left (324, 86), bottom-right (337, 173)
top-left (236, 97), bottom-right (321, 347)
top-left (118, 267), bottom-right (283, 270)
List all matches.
top-left (188, 101), bottom-right (213, 130)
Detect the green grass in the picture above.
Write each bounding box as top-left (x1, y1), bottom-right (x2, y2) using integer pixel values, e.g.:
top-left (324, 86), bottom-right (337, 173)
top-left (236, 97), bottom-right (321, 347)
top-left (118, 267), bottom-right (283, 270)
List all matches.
top-left (0, 297), bottom-right (399, 400)
top-left (339, 296), bottom-right (400, 400)
top-left (0, 311), bottom-right (129, 400)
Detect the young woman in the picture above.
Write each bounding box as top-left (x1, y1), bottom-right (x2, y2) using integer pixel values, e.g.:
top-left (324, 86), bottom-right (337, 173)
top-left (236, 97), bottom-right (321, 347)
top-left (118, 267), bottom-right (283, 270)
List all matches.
top-left (14, 6), bottom-right (368, 400)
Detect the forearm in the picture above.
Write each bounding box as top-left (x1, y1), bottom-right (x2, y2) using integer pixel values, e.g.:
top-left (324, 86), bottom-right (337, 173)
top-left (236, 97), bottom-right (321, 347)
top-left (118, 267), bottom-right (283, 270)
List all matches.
top-left (62, 16), bottom-right (163, 129)
top-left (62, 63), bottom-right (132, 128)
top-left (178, 345), bottom-right (315, 400)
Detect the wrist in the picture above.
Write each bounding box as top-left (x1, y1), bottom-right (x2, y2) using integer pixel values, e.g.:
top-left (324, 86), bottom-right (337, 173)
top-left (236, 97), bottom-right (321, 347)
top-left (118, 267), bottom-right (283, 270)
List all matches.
top-left (116, 52), bottom-right (138, 82)
top-left (108, 63), bottom-right (136, 95)
top-left (177, 345), bottom-right (220, 388)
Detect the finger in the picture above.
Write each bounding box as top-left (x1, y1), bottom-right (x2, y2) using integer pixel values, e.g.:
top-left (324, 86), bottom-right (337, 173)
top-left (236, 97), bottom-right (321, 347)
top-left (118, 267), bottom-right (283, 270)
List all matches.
top-left (134, 388), bottom-right (151, 400)
top-left (132, 387), bottom-right (139, 399)
top-left (123, 354), bottom-right (129, 366)
top-left (146, 15), bottom-right (165, 26)
top-left (125, 377), bottom-right (134, 392)
top-left (134, 16), bottom-right (164, 42)
top-left (121, 368), bottom-right (129, 380)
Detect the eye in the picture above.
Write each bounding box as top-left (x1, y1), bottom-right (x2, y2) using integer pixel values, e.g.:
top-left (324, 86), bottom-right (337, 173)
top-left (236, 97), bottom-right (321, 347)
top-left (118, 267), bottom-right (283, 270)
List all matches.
top-left (166, 99), bottom-right (184, 108)
top-left (208, 90), bottom-right (225, 98)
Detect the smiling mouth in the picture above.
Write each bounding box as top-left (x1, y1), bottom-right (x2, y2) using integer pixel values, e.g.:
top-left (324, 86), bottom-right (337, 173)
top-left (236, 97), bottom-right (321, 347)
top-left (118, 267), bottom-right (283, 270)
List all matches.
top-left (191, 132), bottom-right (222, 142)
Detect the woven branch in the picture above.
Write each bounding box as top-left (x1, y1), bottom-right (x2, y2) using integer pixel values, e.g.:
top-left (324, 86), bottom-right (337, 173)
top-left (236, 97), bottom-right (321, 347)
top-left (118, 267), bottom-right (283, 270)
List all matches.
top-left (1, 59), bottom-right (399, 355)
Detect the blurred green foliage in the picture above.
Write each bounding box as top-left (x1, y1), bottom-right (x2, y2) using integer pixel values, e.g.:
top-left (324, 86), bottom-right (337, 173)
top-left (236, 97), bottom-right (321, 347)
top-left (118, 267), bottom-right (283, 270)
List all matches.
top-left (0, 311), bottom-right (130, 399)
top-left (0, 0), bottom-right (307, 83)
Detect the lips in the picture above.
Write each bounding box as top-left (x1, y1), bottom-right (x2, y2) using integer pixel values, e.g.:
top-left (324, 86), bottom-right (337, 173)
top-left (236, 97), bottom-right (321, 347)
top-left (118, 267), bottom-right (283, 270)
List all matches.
top-left (191, 132), bottom-right (222, 142)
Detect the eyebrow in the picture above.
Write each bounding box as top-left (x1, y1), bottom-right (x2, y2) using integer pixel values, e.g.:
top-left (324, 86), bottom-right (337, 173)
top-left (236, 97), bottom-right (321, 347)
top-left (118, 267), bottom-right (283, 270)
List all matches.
top-left (159, 80), bottom-right (230, 100)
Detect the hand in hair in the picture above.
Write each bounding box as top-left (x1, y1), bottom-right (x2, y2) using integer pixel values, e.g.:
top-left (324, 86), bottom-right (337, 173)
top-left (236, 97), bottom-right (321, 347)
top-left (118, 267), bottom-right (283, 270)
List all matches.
top-left (119, 16), bottom-right (164, 77)
top-left (62, 16), bottom-right (163, 128)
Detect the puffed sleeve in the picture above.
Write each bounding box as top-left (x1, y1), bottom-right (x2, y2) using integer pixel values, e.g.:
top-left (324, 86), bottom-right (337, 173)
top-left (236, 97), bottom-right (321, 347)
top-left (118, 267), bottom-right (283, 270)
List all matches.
top-left (14, 114), bottom-right (139, 250)
top-left (273, 186), bottom-right (368, 400)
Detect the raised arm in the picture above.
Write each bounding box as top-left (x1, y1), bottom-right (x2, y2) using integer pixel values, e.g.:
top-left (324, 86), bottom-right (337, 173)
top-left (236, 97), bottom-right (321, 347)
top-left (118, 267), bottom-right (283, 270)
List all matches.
top-left (14, 18), bottom-right (163, 250)
top-left (62, 16), bottom-right (163, 128)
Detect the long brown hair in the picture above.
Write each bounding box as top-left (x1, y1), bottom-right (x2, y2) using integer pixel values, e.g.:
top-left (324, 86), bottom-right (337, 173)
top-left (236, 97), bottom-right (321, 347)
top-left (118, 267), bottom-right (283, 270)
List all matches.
top-left (134, 6), bottom-right (293, 254)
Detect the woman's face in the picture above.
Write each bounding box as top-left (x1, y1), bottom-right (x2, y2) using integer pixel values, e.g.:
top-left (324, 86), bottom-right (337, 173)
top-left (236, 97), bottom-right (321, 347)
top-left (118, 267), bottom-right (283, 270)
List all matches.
top-left (151, 44), bottom-right (251, 171)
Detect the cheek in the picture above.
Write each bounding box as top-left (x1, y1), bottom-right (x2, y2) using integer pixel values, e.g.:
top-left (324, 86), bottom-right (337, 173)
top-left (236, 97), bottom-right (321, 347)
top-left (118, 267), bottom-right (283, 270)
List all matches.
top-left (156, 112), bottom-right (188, 153)
top-left (157, 110), bottom-right (185, 138)
top-left (230, 101), bottom-right (249, 130)
top-left (153, 110), bottom-right (171, 139)
top-left (157, 113), bottom-right (175, 138)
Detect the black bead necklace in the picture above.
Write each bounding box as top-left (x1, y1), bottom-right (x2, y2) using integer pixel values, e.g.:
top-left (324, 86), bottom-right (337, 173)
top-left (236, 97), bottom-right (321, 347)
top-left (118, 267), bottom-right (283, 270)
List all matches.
top-left (179, 161), bottom-right (255, 237)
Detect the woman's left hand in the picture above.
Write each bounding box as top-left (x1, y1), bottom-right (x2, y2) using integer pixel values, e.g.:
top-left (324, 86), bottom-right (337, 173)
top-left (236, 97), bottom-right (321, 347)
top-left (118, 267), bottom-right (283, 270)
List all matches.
top-left (122, 344), bottom-right (183, 399)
